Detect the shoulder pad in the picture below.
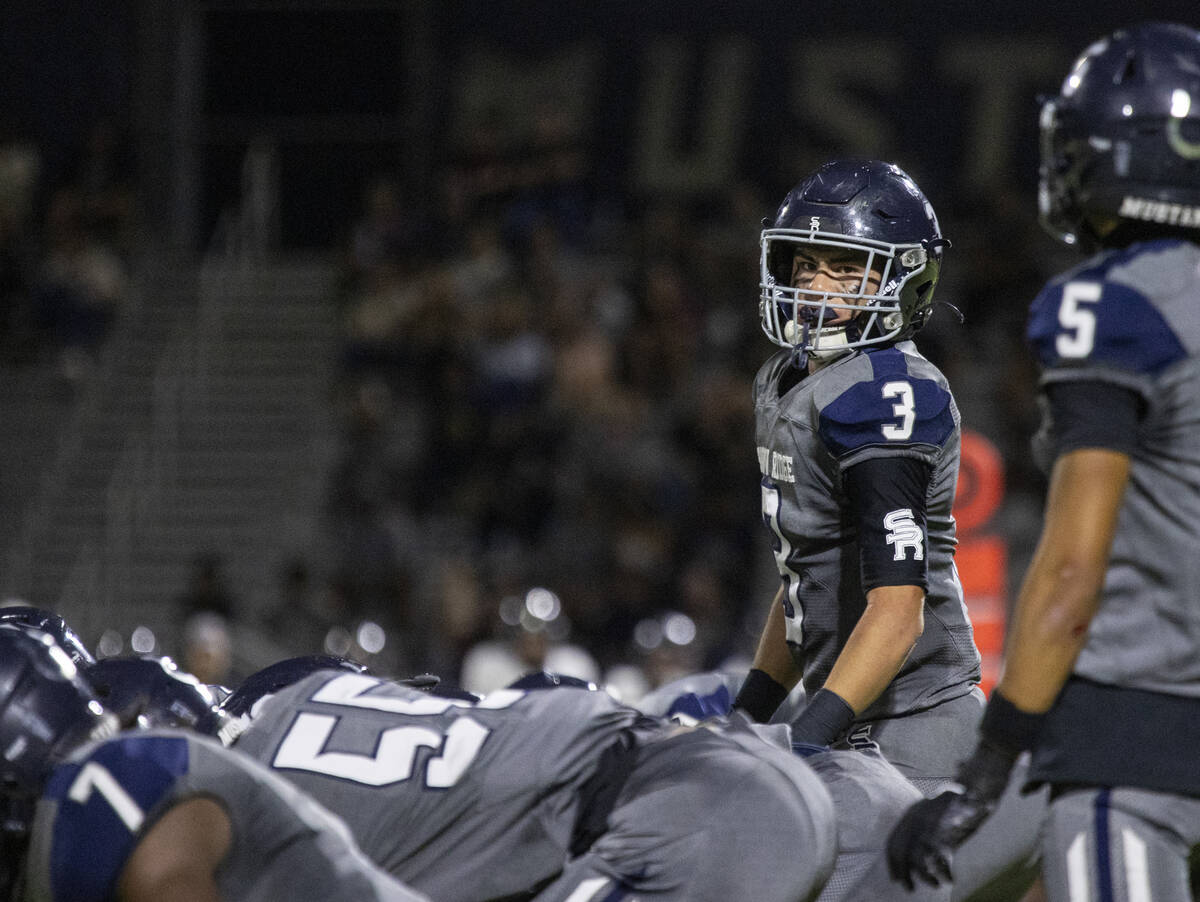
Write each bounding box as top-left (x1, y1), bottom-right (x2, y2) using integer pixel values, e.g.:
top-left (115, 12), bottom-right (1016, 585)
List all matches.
top-left (817, 349), bottom-right (955, 459)
top-left (1027, 258), bottom-right (1188, 377)
top-left (44, 735), bottom-right (191, 902)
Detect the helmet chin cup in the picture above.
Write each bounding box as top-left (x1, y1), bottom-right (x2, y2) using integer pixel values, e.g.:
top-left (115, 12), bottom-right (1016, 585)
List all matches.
top-left (809, 329), bottom-right (852, 359)
top-left (783, 317), bottom-right (852, 360)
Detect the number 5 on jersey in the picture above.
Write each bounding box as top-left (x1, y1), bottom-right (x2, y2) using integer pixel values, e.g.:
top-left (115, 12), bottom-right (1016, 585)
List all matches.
top-left (272, 674), bottom-right (494, 788)
top-left (275, 714), bottom-right (489, 788)
top-left (1056, 281), bottom-right (1102, 358)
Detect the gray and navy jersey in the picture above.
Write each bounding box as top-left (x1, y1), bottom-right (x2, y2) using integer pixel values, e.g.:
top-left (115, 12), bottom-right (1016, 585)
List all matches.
top-left (753, 342), bottom-right (980, 719)
top-left (23, 729), bottom-right (427, 902)
top-left (234, 671), bottom-right (644, 902)
top-left (1026, 238), bottom-right (1200, 696)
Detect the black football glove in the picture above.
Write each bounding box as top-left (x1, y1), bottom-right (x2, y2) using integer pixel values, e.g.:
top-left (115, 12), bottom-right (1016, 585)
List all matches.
top-left (886, 786), bottom-right (991, 889)
top-left (886, 739), bottom-right (1016, 890)
top-left (888, 689), bottom-right (1045, 891)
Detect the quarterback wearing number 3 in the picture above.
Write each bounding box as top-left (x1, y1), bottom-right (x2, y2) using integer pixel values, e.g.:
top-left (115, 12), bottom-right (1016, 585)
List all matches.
top-left (733, 159), bottom-right (984, 795)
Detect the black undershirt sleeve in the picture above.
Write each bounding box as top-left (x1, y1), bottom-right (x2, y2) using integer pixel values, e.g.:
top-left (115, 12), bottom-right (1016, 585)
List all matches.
top-left (1045, 380), bottom-right (1144, 455)
top-left (843, 455), bottom-right (932, 593)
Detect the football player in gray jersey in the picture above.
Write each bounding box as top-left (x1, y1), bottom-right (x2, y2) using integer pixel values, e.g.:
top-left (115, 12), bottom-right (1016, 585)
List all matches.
top-left (890, 23), bottom-right (1200, 902)
top-left (0, 625), bottom-right (429, 902)
top-left (733, 158), bottom-right (983, 794)
top-left (231, 668), bottom-right (838, 902)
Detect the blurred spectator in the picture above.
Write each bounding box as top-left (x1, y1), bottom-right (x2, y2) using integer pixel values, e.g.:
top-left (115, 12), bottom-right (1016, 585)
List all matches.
top-left (63, 117), bottom-right (137, 255)
top-left (258, 556), bottom-right (334, 656)
top-left (176, 552), bottom-right (239, 622)
top-left (180, 610), bottom-right (233, 688)
top-left (346, 173), bottom-right (425, 286)
top-left (0, 134), bottom-right (40, 357)
top-left (30, 185), bottom-right (128, 380)
top-left (458, 586), bottom-right (601, 696)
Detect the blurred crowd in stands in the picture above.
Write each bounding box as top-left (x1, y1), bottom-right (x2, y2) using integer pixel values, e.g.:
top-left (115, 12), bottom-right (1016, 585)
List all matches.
top-left (1, 109), bottom-right (1072, 701)
top-left (308, 114), bottom-right (1072, 699)
top-left (320, 149), bottom-right (774, 697)
top-left (0, 118), bottom-right (136, 383)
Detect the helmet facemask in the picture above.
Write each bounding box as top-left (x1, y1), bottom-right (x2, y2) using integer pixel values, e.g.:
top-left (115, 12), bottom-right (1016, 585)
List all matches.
top-left (759, 228), bottom-right (939, 363)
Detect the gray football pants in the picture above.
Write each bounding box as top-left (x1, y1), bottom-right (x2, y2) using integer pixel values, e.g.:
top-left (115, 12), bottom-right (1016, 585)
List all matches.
top-left (833, 690), bottom-right (1049, 902)
top-left (836, 687), bottom-right (986, 795)
top-left (1038, 786), bottom-right (1200, 902)
top-left (531, 726), bottom-right (838, 902)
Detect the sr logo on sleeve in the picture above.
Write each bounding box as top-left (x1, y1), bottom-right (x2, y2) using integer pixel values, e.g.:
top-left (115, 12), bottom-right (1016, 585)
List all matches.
top-left (884, 509), bottom-right (924, 561)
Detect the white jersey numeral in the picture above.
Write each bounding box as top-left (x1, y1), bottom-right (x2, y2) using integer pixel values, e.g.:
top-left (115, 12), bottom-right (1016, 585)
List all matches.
top-left (67, 762), bottom-right (146, 832)
top-left (272, 674), bottom-right (496, 788)
top-left (1055, 281), bottom-right (1102, 358)
top-left (761, 480), bottom-right (804, 645)
top-left (881, 380), bottom-right (915, 440)
top-left (275, 713), bottom-right (441, 786)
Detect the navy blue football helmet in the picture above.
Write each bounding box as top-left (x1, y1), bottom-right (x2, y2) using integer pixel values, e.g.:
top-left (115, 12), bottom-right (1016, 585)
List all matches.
top-left (1039, 22), bottom-right (1200, 250)
top-left (83, 656), bottom-right (221, 731)
top-left (198, 654), bottom-right (370, 745)
top-left (759, 159), bottom-right (948, 362)
top-left (0, 605), bottom-right (95, 667)
top-left (0, 626), bottom-right (117, 839)
top-left (219, 654), bottom-right (369, 721)
top-left (507, 671), bottom-right (598, 691)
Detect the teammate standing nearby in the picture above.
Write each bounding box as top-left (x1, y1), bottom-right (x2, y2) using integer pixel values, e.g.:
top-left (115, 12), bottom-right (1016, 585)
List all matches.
top-left (889, 22), bottom-right (1200, 901)
top-left (733, 159), bottom-right (983, 792)
top-left (0, 626), bottom-right (430, 902)
top-left (231, 667), bottom-right (838, 902)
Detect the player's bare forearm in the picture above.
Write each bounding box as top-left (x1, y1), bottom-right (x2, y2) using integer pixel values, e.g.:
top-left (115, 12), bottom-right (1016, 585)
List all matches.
top-left (997, 448), bottom-right (1130, 713)
top-left (750, 584), bottom-right (803, 690)
top-left (823, 584), bottom-right (924, 713)
top-left (118, 798), bottom-right (231, 902)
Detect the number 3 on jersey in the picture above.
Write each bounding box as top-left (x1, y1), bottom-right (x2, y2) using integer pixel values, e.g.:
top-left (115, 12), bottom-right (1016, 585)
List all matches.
top-left (881, 381), bottom-right (914, 441)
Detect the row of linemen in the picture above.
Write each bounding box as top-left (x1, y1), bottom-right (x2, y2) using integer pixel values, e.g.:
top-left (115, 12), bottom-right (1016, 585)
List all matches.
top-left (0, 605), bottom-right (1038, 902)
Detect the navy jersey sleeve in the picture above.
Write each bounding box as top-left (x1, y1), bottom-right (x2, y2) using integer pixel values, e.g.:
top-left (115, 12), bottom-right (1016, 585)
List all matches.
top-left (40, 735), bottom-right (190, 902)
top-left (1046, 380), bottom-right (1144, 455)
top-left (817, 353), bottom-right (955, 465)
top-left (1026, 271), bottom-right (1187, 388)
top-left (844, 456), bottom-right (931, 591)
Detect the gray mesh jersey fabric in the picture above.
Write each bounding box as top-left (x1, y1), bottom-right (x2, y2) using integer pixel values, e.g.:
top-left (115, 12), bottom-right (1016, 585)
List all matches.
top-left (235, 674), bottom-right (646, 900)
top-left (1027, 239), bottom-right (1200, 696)
top-left (753, 341), bottom-right (980, 719)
